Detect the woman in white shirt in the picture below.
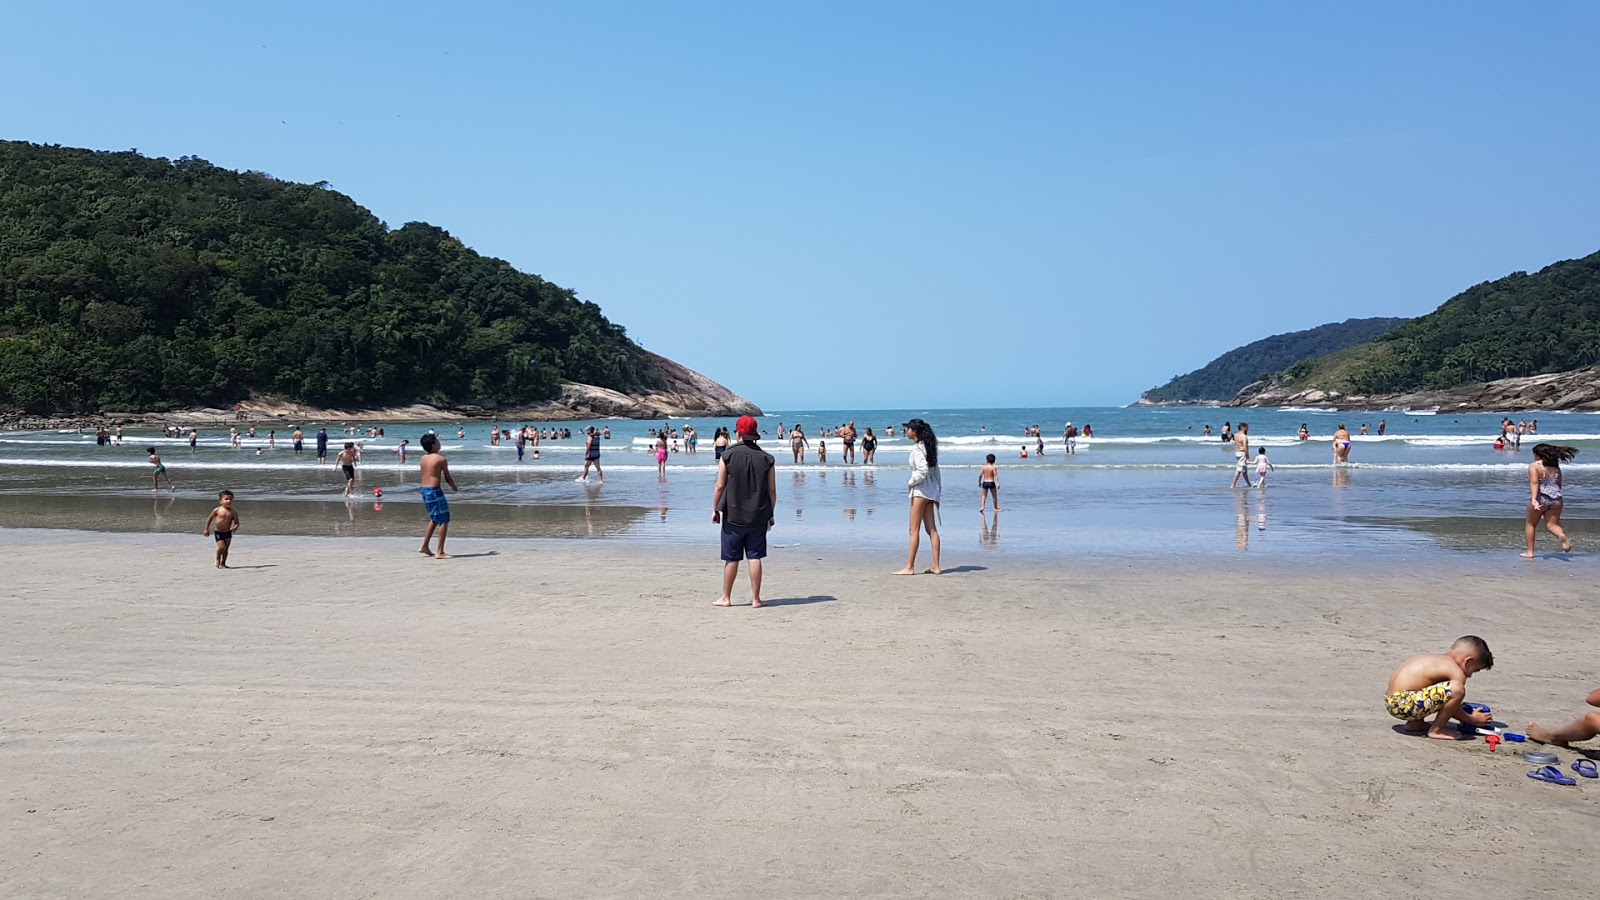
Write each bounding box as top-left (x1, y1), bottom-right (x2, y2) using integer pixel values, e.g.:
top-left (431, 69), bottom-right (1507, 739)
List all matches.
top-left (894, 418), bottom-right (942, 575)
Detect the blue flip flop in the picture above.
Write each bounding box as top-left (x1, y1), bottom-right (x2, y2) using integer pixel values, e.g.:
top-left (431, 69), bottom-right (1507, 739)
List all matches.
top-left (1528, 765), bottom-right (1577, 785)
top-left (1573, 759), bottom-right (1598, 779)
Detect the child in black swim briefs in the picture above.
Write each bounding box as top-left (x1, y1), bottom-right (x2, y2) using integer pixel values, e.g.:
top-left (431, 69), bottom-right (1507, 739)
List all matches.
top-left (202, 490), bottom-right (241, 569)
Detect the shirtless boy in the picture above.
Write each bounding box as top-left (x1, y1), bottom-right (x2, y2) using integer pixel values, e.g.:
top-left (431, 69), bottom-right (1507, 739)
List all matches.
top-left (1527, 688), bottom-right (1600, 747)
top-left (336, 442), bottom-right (359, 495)
top-left (418, 433), bottom-right (459, 559)
top-left (979, 454), bottom-right (1001, 512)
top-left (1384, 636), bottom-right (1494, 739)
top-left (202, 490), bottom-right (241, 569)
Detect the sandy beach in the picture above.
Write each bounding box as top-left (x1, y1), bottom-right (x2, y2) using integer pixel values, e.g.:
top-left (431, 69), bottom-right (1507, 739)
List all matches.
top-left (3, 528), bottom-right (1596, 898)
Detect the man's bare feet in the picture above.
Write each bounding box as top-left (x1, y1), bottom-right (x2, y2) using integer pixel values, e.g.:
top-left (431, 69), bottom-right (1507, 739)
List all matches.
top-left (1401, 721), bottom-right (1427, 734)
top-left (892, 567), bottom-right (916, 575)
top-left (434, 552), bottom-right (452, 560)
top-left (927, 568), bottom-right (941, 575)
top-left (751, 599), bottom-right (764, 608)
top-left (1525, 722), bottom-right (1568, 746)
top-left (1520, 551), bottom-right (1536, 559)
top-left (712, 597), bottom-right (732, 607)
top-left (419, 547), bottom-right (434, 557)
top-left (1426, 730), bottom-right (1464, 741)
top-left (1562, 539), bottom-right (1574, 553)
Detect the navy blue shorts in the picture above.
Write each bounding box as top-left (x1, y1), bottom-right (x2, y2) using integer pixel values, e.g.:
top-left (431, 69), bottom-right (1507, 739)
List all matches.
top-left (720, 524), bottom-right (768, 561)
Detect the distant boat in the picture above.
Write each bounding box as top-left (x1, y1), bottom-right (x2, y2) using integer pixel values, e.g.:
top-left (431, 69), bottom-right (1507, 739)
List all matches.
top-left (1403, 407), bottom-right (1440, 415)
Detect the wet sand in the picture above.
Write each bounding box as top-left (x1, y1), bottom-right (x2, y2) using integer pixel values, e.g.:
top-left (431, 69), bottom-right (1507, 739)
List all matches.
top-left (2, 529), bottom-right (1596, 898)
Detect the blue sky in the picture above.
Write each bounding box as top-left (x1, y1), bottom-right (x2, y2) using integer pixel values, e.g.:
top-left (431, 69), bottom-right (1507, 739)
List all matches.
top-left (4, 2), bottom-right (1598, 409)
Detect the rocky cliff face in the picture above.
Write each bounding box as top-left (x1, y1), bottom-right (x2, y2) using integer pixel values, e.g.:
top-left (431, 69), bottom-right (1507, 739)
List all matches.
top-left (1228, 367), bottom-right (1600, 412)
top-left (546, 353), bottom-right (761, 419)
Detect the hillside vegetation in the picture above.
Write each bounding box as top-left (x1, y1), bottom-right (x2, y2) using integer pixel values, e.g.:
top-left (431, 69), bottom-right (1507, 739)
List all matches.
top-left (1274, 251), bottom-right (1600, 395)
top-left (1142, 317), bottom-right (1409, 402)
top-left (0, 141), bottom-right (657, 412)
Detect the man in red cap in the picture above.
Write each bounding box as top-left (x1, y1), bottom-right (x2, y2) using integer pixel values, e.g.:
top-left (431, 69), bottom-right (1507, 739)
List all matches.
top-left (712, 415), bottom-right (777, 607)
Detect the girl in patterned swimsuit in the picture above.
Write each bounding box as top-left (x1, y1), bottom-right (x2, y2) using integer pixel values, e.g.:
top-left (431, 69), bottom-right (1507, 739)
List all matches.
top-left (1523, 443), bottom-right (1577, 559)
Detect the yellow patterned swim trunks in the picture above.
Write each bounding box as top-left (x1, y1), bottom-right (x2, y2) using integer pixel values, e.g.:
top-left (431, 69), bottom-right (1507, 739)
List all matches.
top-left (1385, 682), bottom-right (1452, 721)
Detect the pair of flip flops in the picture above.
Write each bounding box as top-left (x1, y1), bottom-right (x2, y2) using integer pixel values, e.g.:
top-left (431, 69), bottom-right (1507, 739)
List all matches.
top-left (1528, 759), bottom-right (1598, 785)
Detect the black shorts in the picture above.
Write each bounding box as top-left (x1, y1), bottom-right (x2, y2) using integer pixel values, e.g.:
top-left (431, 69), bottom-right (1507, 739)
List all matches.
top-left (317, 447), bottom-right (327, 459)
top-left (213, 530), bottom-right (233, 542)
top-left (720, 524), bottom-right (769, 562)
top-left (293, 441), bottom-right (303, 451)
top-left (342, 465), bottom-right (355, 480)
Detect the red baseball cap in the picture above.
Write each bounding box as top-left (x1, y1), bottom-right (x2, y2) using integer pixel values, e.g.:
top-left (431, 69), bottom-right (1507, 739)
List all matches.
top-left (736, 415), bottom-right (761, 436)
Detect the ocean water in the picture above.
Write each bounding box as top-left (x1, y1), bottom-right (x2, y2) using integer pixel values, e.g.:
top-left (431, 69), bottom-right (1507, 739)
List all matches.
top-left (1, 406), bottom-right (1595, 563)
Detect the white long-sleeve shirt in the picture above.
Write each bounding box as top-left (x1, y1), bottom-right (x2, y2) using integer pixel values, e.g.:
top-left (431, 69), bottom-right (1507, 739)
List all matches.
top-left (907, 442), bottom-right (942, 503)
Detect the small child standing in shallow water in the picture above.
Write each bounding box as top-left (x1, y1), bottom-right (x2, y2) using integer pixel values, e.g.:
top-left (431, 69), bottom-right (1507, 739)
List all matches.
top-left (202, 490), bottom-right (241, 568)
top-left (979, 453), bottom-right (1001, 512)
top-left (1384, 636), bottom-right (1494, 740)
top-left (1254, 447), bottom-right (1274, 487)
top-left (147, 447), bottom-right (174, 492)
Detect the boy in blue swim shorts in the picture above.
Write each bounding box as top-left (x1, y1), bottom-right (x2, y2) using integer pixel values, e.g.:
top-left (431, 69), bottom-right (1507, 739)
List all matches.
top-left (1384, 636), bottom-right (1494, 740)
top-left (417, 433), bottom-right (459, 559)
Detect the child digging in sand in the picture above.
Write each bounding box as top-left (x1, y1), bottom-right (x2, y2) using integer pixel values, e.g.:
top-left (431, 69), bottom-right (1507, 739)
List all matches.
top-left (1384, 636), bottom-right (1495, 739)
top-left (202, 490), bottom-right (241, 568)
top-left (1527, 688), bottom-right (1600, 747)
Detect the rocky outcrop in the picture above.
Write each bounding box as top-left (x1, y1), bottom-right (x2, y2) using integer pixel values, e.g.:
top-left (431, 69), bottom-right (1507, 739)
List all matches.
top-left (542, 352), bottom-right (761, 419)
top-left (1227, 367), bottom-right (1600, 412)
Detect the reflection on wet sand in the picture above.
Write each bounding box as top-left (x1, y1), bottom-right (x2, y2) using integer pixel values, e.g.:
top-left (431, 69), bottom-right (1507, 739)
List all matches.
top-left (0, 494), bottom-right (652, 539)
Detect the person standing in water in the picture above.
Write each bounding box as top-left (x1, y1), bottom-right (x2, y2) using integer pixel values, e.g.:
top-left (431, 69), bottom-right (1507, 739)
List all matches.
top-left (1229, 423), bottom-right (1252, 489)
top-left (894, 418), bottom-right (942, 575)
top-left (1523, 443), bottom-right (1576, 558)
top-left (862, 428), bottom-right (878, 465)
top-left (578, 427), bottom-right (604, 483)
top-left (1332, 423), bottom-right (1352, 464)
top-left (147, 447), bottom-right (175, 492)
top-left (789, 425), bottom-right (809, 464)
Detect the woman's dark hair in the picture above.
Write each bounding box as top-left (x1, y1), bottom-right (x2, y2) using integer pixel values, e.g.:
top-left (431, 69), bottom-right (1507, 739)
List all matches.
top-left (1532, 443), bottom-right (1578, 467)
top-left (906, 418), bottom-right (938, 467)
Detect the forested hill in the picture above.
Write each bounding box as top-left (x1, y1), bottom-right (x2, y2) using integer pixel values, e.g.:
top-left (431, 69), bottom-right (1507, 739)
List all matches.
top-left (1272, 250), bottom-right (1600, 396)
top-left (0, 141), bottom-right (661, 412)
top-left (1140, 317), bottom-right (1409, 403)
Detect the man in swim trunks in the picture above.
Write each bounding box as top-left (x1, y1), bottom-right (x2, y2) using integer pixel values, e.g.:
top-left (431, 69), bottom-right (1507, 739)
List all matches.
top-left (336, 442), bottom-right (359, 496)
top-left (1384, 636), bottom-right (1494, 740)
top-left (840, 421), bottom-right (857, 464)
top-left (292, 426), bottom-right (303, 456)
top-left (417, 433), bottom-right (459, 559)
top-left (1229, 422), bottom-right (1252, 489)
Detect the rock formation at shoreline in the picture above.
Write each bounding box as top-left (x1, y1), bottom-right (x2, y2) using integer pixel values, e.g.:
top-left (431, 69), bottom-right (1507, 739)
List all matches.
top-left (1227, 366), bottom-right (1600, 412)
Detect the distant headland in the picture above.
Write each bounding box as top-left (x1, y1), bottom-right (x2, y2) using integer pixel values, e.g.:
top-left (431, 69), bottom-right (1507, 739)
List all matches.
top-left (0, 141), bottom-right (759, 420)
top-left (1136, 250), bottom-right (1600, 412)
